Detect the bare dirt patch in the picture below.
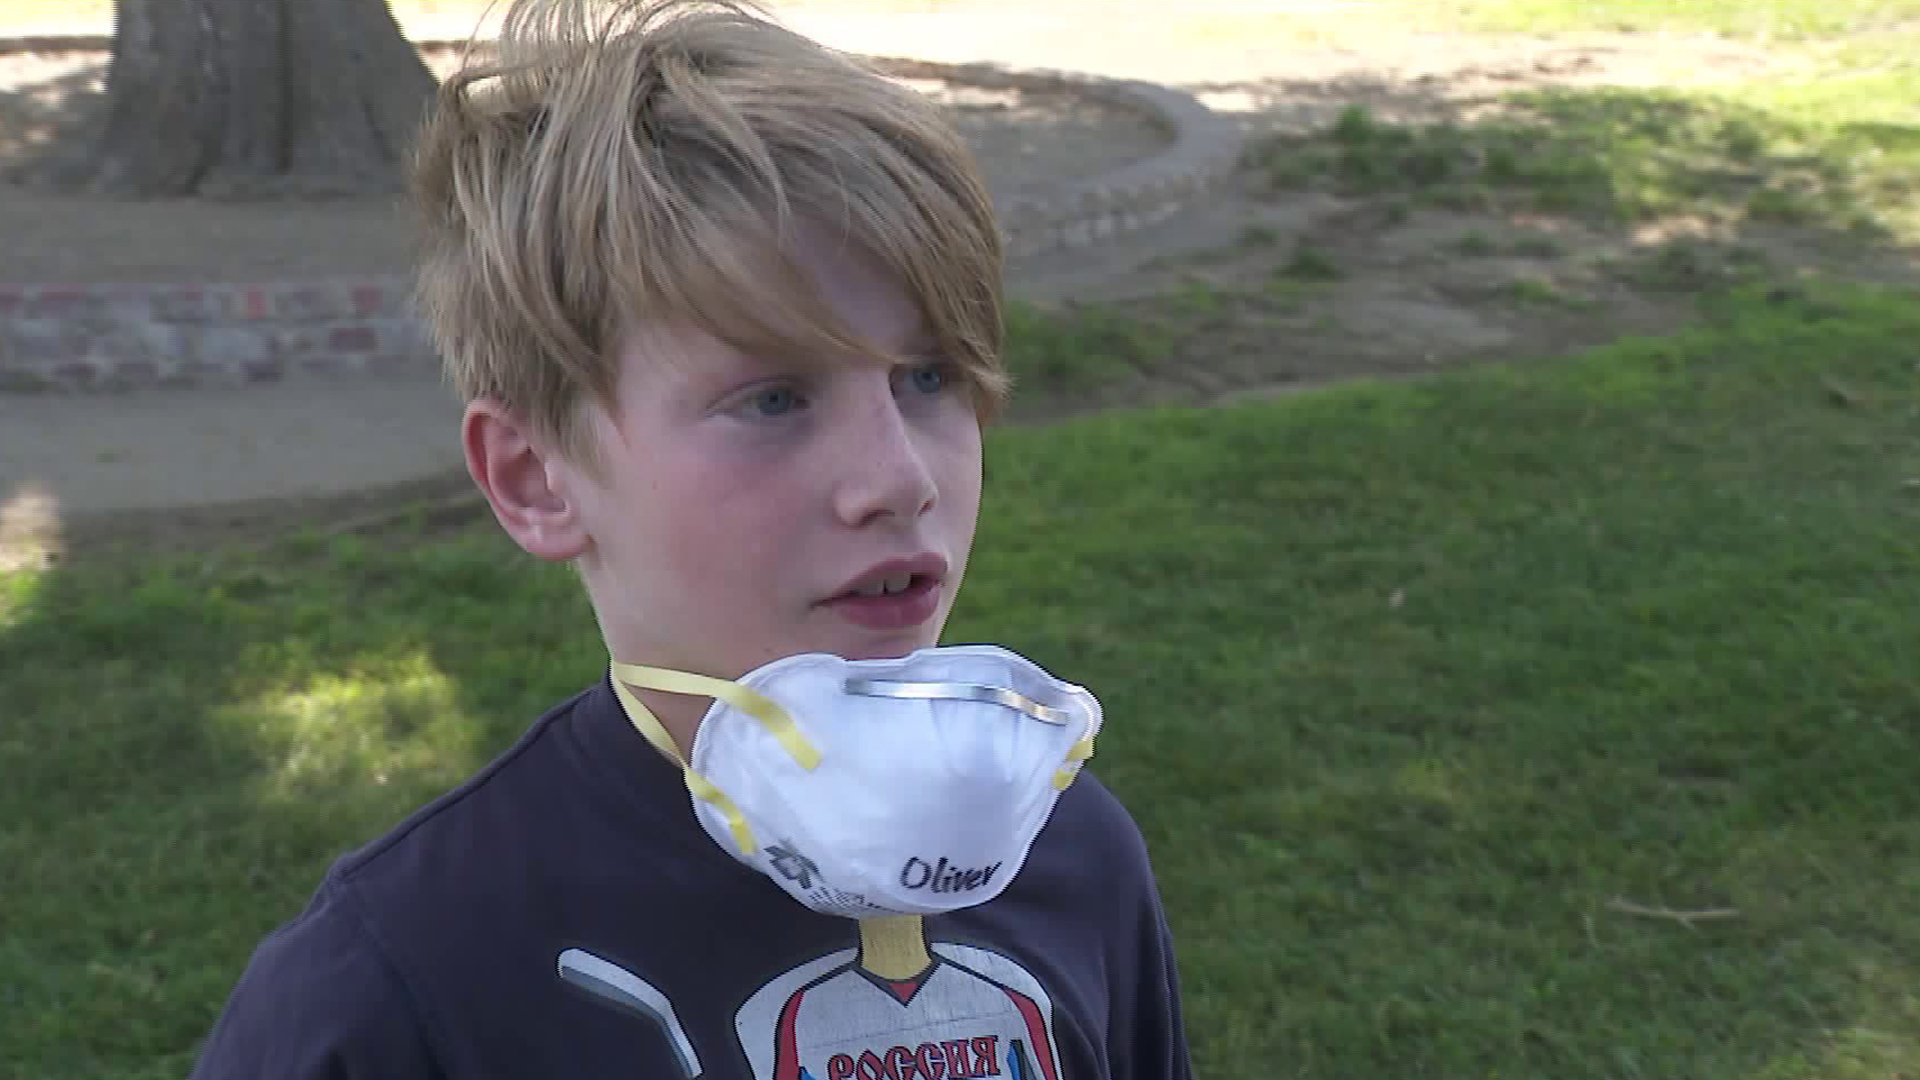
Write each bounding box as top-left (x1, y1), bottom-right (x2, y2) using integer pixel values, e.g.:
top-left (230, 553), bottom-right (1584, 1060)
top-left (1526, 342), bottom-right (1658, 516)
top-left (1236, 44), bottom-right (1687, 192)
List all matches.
top-left (0, 44), bottom-right (1166, 283)
top-left (1005, 169), bottom-right (1914, 423)
top-left (999, 27), bottom-right (1917, 417)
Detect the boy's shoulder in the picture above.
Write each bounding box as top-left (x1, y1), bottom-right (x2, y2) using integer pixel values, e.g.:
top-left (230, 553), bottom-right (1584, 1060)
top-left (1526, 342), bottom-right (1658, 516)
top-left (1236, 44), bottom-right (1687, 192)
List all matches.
top-left (187, 862), bottom-right (442, 1075)
top-left (242, 678), bottom-right (667, 956)
top-left (330, 682), bottom-right (606, 877)
top-left (223, 675), bottom-right (613, 935)
top-left (323, 675), bottom-right (709, 925)
top-left (191, 678), bottom-right (697, 1074)
top-left (1014, 760), bottom-right (1167, 917)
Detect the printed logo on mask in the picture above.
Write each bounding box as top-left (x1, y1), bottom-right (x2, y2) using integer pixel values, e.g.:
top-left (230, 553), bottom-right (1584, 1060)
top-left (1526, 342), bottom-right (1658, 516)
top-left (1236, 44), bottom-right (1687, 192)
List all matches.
top-left (768, 843), bottom-right (823, 891)
top-left (898, 856), bottom-right (1003, 895)
top-left (771, 839), bottom-right (889, 916)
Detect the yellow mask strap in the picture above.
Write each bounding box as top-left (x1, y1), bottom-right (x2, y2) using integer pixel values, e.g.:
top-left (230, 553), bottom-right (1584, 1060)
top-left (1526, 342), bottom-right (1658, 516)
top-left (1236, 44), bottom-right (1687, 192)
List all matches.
top-left (607, 667), bottom-right (763, 856)
top-left (1053, 730), bottom-right (1097, 791)
top-left (609, 662), bottom-right (821, 770)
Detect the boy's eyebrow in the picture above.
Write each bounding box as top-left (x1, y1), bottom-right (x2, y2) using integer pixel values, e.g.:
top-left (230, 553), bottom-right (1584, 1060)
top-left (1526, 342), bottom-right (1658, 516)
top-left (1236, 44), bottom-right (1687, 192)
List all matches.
top-left (752, 329), bottom-right (945, 368)
top-left (739, 342), bottom-right (943, 370)
top-left (900, 335), bottom-right (944, 359)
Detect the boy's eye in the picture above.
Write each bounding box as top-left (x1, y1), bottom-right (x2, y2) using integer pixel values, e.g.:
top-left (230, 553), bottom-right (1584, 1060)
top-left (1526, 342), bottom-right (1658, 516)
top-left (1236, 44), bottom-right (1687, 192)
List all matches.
top-left (902, 361), bottom-right (952, 395)
top-left (745, 386), bottom-right (803, 418)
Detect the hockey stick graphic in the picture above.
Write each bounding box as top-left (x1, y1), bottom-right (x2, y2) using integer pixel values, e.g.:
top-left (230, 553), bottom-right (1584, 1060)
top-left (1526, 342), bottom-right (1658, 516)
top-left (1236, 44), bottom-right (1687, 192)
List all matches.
top-left (557, 947), bottom-right (704, 1078)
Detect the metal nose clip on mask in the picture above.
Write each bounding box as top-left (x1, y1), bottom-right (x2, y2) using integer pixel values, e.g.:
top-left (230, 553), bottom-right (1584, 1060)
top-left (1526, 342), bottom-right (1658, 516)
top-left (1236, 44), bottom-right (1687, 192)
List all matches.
top-left (610, 645), bottom-right (1102, 918)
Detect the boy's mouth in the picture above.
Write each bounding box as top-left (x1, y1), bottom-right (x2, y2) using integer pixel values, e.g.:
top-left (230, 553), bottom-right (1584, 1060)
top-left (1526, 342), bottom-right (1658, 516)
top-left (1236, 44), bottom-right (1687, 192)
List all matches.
top-left (847, 572), bottom-right (927, 598)
top-left (829, 554), bottom-right (949, 602)
top-left (823, 554), bottom-right (949, 631)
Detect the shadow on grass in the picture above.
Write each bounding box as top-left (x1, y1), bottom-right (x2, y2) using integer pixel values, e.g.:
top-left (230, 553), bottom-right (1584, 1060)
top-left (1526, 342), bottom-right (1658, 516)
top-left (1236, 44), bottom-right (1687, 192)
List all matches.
top-left (0, 41), bottom-right (1162, 217)
top-left (1263, 90), bottom-right (1906, 238)
top-left (0, 528), bottom-right (605, 1076)
top-left (988, 58), bottom-right (1920, 418)
top-left (981, 64), bottom-right (1920, 416)
top-left (1213, 72), bottom-right (1920, 255)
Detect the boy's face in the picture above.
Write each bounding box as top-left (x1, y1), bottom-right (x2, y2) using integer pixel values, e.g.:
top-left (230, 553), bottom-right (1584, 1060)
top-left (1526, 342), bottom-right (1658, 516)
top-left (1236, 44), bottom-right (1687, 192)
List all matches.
top-left (558, 239), bottom-right (985, 679)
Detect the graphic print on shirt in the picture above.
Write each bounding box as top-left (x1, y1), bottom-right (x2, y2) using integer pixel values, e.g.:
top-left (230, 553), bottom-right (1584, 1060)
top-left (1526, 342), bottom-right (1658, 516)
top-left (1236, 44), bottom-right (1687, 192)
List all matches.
top-left (733, 917), bottom-right (1063, 1080)
top-left (557, 947), bottom-right (706, 1077)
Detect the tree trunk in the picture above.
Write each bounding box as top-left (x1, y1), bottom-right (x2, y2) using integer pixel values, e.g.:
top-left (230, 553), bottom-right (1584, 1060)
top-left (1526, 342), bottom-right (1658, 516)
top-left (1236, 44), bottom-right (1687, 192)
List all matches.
top-left (53, 0), bottom-right (437, 199)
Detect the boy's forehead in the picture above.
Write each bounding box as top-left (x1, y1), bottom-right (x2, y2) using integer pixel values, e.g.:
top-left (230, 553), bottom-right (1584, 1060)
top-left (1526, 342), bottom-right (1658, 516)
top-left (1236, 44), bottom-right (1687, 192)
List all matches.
top-left (614, 297), bottom-right (930, 388)
top-left (794, 229), bottom-right (927, 336)
top-left (615, 226), bottom-right (937, 376)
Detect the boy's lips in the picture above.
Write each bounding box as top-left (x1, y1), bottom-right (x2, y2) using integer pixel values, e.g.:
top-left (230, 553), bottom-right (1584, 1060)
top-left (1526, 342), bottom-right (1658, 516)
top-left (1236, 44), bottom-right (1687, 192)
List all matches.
top-left (822, 575), bottom-right (942, 630)
top-left (827, 553), bottom-right (949, 600)
top-left (822, 553), bottom-right (948, 631)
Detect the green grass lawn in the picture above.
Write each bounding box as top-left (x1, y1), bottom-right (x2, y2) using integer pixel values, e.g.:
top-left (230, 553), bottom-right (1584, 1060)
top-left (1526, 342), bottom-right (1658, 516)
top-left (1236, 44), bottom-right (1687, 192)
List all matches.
top-left (1248, 30), bottom-right (1920, 247)
top-left (5, 282), bottom-right (1918, 1078)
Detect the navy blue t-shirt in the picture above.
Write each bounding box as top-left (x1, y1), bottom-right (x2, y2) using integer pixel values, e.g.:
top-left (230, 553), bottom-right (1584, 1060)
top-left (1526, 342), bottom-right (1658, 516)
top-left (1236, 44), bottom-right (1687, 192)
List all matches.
top-left (188, 676), bottom-right (1192, 1079)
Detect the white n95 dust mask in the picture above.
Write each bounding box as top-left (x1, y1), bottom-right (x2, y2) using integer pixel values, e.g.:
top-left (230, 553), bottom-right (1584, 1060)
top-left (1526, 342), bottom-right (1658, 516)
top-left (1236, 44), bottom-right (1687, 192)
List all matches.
top-left (609, 645), bottom-right (1102, 918)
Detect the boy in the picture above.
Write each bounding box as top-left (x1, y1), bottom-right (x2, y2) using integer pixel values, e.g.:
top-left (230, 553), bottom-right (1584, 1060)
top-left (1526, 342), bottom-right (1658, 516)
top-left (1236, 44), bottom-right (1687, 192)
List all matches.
top-left (188, 1), bottom-right (1192, 1076)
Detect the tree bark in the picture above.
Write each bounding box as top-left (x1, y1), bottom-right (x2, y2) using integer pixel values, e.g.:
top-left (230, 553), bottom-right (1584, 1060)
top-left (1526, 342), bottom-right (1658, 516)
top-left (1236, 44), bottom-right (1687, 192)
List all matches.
top-left (46, 0), bottom-right (437, 199)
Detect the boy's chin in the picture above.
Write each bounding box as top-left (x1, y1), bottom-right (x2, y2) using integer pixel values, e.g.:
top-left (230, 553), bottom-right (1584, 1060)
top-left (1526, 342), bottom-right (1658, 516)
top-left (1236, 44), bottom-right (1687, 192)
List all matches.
top-left (836, 644), bottom-right (929, 662)
top-left (818, 628), bottom-right (947, 663)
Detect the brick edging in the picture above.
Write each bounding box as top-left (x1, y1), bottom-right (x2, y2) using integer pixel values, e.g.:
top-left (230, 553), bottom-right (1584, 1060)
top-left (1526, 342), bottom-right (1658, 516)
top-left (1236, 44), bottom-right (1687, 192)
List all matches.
top-left (869, 57), bottom-right (1245, 258)
top-left (0, 35), bottom-right (115, 52)
top-left (0, 41), bottom-right (1243, 392)
top-left (0, 280), bottom-right (430, 392)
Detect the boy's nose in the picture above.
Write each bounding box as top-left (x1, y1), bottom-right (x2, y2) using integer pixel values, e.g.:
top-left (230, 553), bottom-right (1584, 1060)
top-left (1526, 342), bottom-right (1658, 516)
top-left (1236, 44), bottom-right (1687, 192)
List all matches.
top-left (831, 394), bottom-right (939, 529)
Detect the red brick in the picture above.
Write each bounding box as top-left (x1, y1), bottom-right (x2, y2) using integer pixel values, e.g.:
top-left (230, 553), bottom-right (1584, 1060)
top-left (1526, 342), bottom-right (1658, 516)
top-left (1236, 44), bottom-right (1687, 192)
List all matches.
top-left (99, 361), bottom-right (160, 390)
top-left (370, 352), bottom-right (431, 372)
top-left (27, 286), bottom-right (97, 319)
top-left (329, 326), bottom-right (378, 352)
top-left (0, 369), bottom-right (50, 392)
top-left (56, 362), bottom-right (100, 387)
top-left (352, 285), bottom-right (388, 317)
top-left (244, 288), bottom-right (270, 320)
top-left (0, 287), bottom-right (23, 315)
top-left (162, 360), bottom-right (224, 388)
top-left (277, 286), bottom-right (345, 322)
top-left (153, 287), bottom-right (214, 322)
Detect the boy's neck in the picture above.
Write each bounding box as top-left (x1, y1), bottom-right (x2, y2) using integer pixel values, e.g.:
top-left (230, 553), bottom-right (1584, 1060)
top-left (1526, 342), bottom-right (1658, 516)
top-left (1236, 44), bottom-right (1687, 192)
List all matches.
top-left (593, 597), bottom-right (707, 761)
top-left (629, 687), bottom-right (706, 763)
top-left (607, 669), bottom-right (708, 765)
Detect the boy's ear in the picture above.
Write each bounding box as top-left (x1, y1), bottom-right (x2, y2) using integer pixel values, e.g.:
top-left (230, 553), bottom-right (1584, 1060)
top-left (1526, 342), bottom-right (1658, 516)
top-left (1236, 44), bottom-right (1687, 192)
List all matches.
top-left (462, 399), bottom-right (591, 561)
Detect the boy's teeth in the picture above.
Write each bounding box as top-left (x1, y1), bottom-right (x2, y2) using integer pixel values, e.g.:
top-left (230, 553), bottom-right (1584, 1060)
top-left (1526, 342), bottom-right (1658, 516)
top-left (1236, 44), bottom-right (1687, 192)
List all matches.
top-left (854, 574), bottom-right (915, 598)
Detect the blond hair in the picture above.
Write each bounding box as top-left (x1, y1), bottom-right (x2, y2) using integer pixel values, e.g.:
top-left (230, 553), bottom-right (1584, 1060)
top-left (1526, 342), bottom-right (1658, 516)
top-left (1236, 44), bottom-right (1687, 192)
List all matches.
top-left (409, 0), bottom-right (1010, 468)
